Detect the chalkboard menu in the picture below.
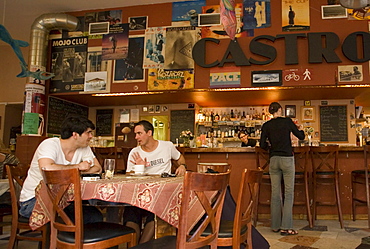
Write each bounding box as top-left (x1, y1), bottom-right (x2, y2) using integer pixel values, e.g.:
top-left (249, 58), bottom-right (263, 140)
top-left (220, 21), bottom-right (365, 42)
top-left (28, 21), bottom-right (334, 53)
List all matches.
top-left (320, 105), bottom-right (348, 142)
top-left (96, 109), bottom-right (113, 136)
top-left (47, 97), bottom-right (88, 134)
top-left (170, 110), bottom-right (195, 143)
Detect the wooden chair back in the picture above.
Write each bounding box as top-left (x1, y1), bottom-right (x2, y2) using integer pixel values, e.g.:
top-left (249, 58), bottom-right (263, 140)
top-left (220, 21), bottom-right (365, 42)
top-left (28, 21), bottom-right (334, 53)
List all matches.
top-left (41, 168), bottom-right (84, 247)
top-left (178, 170), bottom-right (230, 249)
top-left (197, 163), bottom-right (231, 173)
top-left (310, 145), bottom-right (339, 173)
top-left (232, 169), bottom-right (263, 249)
top-left (255, 147), bottom-right (270, 171)
top-left (6, 164), bottom-right (49, 249)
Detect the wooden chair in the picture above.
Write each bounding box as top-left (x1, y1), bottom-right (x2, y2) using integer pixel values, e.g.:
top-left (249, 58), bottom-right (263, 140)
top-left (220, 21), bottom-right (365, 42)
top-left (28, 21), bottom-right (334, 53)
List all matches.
top-left (310, 145), bottom-right (343, 228)
top-left (6, 164), bottom-right (49, 249)
top-left (197, 162), bottom-right (231, 173)
top-left (0, 161), bottom-right (12, 235)
top-left (128, 170), bottom-right (231, 249)
top-left (254, 146), bottom-right (271, 224)
top-left (293, 146), bottom-right (313, 228)
top-left (41, 167), bottom-right (137, 249)
top-left (351, 145), bottom-right (370, 228)
top-left (210, 169), bottom-right (263, 249)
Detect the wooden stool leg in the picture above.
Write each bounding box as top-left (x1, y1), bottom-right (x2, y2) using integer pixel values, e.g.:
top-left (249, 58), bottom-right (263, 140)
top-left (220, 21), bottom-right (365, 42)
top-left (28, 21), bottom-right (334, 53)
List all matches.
top-left (304, 173), bottom-right (313, 228)
top-left (335, 175), bottom-right (344, 228)
top-left (351, 173), bottom-right (357, 221)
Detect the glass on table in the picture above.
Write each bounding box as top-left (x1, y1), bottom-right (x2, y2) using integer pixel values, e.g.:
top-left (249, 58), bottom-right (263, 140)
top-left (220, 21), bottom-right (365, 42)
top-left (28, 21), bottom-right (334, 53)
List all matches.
top-left (104, 159), bottom-right (115, 179)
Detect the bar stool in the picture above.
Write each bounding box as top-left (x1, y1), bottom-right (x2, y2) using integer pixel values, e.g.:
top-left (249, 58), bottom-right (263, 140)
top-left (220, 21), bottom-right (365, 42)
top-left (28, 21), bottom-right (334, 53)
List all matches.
top-left (197, 162), bottom-right (231, 173)
top-left (310, 145), bottom-right (343, 228)
top-left (254, 146), bottom-right (271, 224)
top-left (293, 146), bottom-right (313, 228)
top-left (351, 145), bottom-right (370, 228)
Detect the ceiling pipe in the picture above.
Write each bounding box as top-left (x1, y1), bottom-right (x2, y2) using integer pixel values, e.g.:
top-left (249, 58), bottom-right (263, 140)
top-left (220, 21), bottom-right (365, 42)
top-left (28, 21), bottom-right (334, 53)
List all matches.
top-left (23, 13), bottom-right (79, 135)
top-left (29, 13), bottom-right (79, 68)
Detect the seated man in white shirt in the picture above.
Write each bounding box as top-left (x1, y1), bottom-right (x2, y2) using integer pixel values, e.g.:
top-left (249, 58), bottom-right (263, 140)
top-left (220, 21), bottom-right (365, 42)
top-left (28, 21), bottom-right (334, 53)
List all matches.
top-left (19, 115), bottom-right (103, 223)
top-left (124, 120), bottom-right (186, 244)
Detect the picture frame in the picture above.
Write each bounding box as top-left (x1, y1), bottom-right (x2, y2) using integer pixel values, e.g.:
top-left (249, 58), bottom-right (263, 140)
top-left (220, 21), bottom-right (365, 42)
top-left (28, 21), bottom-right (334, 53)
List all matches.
top-left (301, 106), bottom-right (315, 122)
top-left (142, 106), bottom-right (148, 112)
top-left (148, 105), bottom-right (154, 113)
top-left (285, 105), bottom-right (296, 118)
top-left (155, 105), bottom-right (161, 113)
top-left (338, 65), bottom-right (363, 82)
top-left (128, 16), bottom-right (148, 31)
top-left (321, 5), bottom-right (347, 19)
top-left (251, 70), bottom-right (282, 87)
top-left (113, 35), bottom-right (145, 83)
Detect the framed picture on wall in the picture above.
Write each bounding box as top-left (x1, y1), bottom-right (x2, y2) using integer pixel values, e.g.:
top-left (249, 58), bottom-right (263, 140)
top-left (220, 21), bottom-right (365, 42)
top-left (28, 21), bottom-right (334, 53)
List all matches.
top-left (301, 106), bottom-right (315, 122)
top-left (285, 105), bottom-right (296, 118)
top-left (251, 70), bottom-right (282, 86)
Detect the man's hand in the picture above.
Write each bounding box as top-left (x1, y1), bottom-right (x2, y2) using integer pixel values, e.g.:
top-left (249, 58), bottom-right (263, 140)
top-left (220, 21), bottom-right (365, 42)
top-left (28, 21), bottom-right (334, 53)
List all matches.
top-left (130, 152), bottom-right (147, 166)
top-left (175, 165), bottom-right (186, 176)
top-left (78, 161), bottom-right (91, 171)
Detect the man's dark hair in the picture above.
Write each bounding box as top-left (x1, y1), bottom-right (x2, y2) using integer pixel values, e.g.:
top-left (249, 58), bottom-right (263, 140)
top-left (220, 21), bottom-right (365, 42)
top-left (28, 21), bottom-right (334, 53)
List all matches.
top-left (135, 120), bottom-right (154, 134)
top-left (60, 115), bottom-right (95, 139)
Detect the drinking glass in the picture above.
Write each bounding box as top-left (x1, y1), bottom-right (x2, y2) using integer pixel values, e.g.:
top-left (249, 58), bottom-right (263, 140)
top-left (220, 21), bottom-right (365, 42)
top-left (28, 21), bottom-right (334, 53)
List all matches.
top-left (104, 159), bottom-right (115, 179)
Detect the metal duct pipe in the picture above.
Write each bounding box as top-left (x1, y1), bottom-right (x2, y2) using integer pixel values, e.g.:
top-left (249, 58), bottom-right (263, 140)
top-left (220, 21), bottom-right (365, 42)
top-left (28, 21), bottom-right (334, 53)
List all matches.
top-left (29, 13), bottom-right (79, 68)
top-left (23, 13), bottom-right (79, 135)
top-left (339, 0), bottom-right (370, 9)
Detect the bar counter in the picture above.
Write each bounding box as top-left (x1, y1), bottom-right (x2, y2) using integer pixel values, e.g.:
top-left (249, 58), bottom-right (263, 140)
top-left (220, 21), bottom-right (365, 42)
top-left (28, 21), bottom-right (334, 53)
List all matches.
top-left (182, 146), bottom-right (367, 220)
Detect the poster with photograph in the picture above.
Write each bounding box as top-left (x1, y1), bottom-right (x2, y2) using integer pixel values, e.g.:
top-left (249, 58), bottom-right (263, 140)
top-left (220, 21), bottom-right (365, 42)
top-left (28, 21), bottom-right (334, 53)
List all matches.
top-left (50, 37), bottom-right (88, 93)
top-left (84, 72), bottom-right (108, 92)
top-left (84, 10), bottom-right (122, 32)
top-left (282, 0), bottom-right (310, 31)
top-left (143, 27), bottom-right (166, 69)
top-left (348, 8), bottom-right (370, 20)
top-left (147, 68), bottom-right (194, 90)
top-left (113, 36), bottom-right (145, 82)
top-left (338, 65), bottom-right (363, 82)
top-left (129, 16), bottom-right (148, 30)
top-left (172, 0), bottom-right (206, 26)
top-left (102, 23), bottom-right (129, 60)
top-left (243, 0), bottom-right (271, 29)
top-left (164, 27), bottom-right (199, 70)
top-left (201, 4), bottom-right (246, 39)
top-left (86, 47), bottom-right (111, 72)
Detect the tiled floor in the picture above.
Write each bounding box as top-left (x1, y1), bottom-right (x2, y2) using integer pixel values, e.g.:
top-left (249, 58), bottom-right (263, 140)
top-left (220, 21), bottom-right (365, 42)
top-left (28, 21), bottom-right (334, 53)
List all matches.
top-left (256, 218), bottom-right (370, 249)
top-left (1, 216), bottom-right (370, 248)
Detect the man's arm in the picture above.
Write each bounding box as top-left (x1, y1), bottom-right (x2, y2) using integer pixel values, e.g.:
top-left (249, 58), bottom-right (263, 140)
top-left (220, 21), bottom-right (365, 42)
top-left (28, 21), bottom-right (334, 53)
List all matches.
top-left (174, 154), bottom-right (186, 176)
top-left (38, 157), bottom-right (100, 173)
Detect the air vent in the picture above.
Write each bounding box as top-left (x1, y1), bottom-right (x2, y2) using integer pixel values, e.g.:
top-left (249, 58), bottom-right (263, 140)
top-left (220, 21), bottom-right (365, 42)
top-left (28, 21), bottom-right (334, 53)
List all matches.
top-left (89, 22), bottom-right (110, 35)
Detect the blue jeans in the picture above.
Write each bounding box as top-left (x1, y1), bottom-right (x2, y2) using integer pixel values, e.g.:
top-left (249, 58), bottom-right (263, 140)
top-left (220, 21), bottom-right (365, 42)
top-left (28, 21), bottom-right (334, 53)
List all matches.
top-left (19, 197), bottom-right (36, 218)
top-left (269, 156), bottom-right (295, 230)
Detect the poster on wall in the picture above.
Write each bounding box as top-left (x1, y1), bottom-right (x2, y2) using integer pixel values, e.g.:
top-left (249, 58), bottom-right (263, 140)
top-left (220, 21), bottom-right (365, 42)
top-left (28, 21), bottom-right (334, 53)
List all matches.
top-left (243, 0), bottom-right (271, 29)
top-left (210, 67), bottom-right (241, 88)
top-left (164, 27), bottom-right (199, 70)
top-left (201, 4), bottom-right (247, 39)
top-left (113, 36), bottom-right (145, 83)
top-left (147, 68), bottom-right (194, 90)
top-left (281, 0), bottom-right (310, 31)
top-left (143, 27), bottom-right (166, 69)
top-left (338, 65), bottom-right (363, 82)
top-left (102, 23), bottom-right (129, 60)
top-left (50, 36), bottom-right (88, 93)
top-left (172, 0), bottom-right (206, 26)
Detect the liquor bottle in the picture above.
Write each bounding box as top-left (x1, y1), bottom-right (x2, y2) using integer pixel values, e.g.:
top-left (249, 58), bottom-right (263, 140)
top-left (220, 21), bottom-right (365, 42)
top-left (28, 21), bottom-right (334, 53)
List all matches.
top-left (210, 110), bottom-right (214, 122)
top-left (262, 109), bottom-right (266, 120)
top-left (230, 109), bottom-right (235, 119)
top-left (242, 111), bottom-right (246, 120)
top-left (214, 112), bottom-right (220, 121)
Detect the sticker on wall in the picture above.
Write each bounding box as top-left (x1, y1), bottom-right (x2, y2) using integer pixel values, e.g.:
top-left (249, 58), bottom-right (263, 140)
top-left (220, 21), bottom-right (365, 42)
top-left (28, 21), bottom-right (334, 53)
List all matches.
top-left (243, 0), bottom-right (271, 29)
top-left (210, 67), bottom-right (240, 88)
top-left (102, 23), bottom-right (129, 61)
top-left (143, 27), bottom-right (166, 69)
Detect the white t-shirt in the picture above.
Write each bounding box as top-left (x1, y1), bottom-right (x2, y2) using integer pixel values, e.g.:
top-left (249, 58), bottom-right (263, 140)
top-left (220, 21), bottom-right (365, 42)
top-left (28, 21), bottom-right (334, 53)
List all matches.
top-left (19, 137), bottom-right (95, 202)
top-left (127, 140), bottom-right (181, 175)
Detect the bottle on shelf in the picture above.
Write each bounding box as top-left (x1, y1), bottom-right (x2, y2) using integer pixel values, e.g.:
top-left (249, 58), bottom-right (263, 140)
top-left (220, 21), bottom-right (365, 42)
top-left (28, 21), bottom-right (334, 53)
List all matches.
top-left (214, 112), bottom-right (220, 121)
top-left (242, 111), bottom-right (246, 120)
top-left (230, 109), bottom-right (235, 119)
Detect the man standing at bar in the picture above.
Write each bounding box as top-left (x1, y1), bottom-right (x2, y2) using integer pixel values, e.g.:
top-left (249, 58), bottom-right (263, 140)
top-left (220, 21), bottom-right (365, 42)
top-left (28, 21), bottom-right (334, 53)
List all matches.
top-left (124, 120), bottom-right (186, 243)
top-left (19, 115), bottom-right (103, 222)
top-left (260, 102), bottom-right (305, 236)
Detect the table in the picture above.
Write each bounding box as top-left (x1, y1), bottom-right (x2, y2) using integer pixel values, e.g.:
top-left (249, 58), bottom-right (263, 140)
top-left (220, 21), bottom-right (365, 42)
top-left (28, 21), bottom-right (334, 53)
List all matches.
top-left (29, 174), bottom-right (205, 234)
